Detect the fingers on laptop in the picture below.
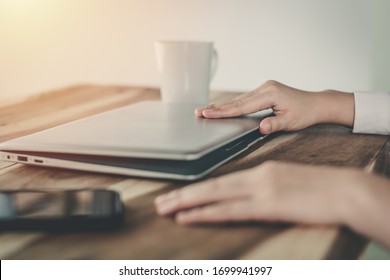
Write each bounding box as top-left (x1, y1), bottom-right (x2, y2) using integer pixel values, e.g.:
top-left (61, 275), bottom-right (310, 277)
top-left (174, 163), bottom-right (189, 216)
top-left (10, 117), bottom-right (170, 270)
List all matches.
top-left (195, 90), bottom-right (276, 119)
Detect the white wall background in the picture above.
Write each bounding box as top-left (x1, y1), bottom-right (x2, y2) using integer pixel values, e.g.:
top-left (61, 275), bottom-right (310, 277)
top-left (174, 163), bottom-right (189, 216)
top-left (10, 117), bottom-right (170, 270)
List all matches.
top-left (0, 0), bottom-right (389, 104)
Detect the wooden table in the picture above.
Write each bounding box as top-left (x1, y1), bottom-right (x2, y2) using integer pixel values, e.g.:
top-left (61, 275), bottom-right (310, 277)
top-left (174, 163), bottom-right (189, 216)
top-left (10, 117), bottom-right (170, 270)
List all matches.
top-left (0, 85), bottom-right (389, 260)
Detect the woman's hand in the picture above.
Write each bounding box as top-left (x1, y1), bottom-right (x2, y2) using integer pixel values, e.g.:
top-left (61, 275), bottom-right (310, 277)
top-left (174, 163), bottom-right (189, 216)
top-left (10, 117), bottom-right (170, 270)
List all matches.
top-left (195, 80), bottom-right (355, 134)
top-left (154, 161), bottom-right (390, 249)
top-left (155, 162), bottom-right (359, 225)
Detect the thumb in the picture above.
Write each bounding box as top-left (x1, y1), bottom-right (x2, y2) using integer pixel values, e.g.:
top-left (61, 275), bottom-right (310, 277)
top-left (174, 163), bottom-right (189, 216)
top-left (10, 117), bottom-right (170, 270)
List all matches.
top-left (259, 116), bottom-right (286, 134)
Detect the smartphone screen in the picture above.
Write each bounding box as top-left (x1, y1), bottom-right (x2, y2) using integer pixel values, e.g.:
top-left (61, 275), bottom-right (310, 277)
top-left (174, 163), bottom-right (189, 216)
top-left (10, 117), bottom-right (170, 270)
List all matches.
top-left (0, 189), bottom-right (123, 231)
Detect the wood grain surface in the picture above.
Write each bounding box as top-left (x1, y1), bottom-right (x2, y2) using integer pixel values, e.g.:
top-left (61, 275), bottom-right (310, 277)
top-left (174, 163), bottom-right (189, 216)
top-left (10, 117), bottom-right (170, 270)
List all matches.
top-left (0, 85), bottom-right (388, 260)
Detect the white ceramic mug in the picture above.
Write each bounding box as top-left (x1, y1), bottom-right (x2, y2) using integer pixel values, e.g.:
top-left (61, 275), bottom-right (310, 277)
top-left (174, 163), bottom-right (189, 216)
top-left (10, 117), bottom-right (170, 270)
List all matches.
top-left (155, 41), bottom-right (218, 104)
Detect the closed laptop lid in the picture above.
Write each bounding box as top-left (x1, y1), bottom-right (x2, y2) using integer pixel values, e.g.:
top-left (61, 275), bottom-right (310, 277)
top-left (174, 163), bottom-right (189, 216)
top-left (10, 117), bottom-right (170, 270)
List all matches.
top-left (0, 101), bottom-right (269, 160)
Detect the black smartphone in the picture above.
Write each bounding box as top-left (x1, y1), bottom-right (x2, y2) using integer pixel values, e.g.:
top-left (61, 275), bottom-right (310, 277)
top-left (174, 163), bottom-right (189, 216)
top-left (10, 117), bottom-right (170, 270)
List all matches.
top-left (0, 189), bottom-right (124, 231)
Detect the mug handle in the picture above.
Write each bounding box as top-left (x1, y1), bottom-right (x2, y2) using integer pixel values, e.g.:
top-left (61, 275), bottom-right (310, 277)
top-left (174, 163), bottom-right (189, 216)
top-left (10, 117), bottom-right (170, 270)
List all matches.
top-left (210, 48), bottom-right (218, 81)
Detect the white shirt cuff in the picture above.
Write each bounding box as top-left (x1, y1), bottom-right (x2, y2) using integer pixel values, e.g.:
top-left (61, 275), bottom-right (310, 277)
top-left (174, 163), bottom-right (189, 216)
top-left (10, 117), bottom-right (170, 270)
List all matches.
top-left (353, 91), bottom-right (390, 135)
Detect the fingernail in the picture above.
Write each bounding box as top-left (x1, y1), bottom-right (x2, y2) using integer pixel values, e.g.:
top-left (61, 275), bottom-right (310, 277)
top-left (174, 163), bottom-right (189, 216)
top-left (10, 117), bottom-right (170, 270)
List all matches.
top-left (154, 195), bottom-right (165, 205)
top-left (156, 203), bottom-right (172, 215)
top-left (154, 194), bottom-right (173, 206)
top-left (156, 198), bottom-right (178, 215)
top-left (262, 123), bottom-right (271, 134)
top-left (176, 212), bottom-right (192, 225)
top-left (194, 107), bottom-right (206, 116)
top-left (176, 213), bottom-right (186, 224)
top-left (202, 109), bottom-right (217, 118)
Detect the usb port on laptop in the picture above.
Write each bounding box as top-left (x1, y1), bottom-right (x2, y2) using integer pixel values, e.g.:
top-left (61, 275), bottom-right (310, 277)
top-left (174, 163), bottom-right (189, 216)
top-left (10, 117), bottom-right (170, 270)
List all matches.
top-left (17, 156), bottom-right (28, 162)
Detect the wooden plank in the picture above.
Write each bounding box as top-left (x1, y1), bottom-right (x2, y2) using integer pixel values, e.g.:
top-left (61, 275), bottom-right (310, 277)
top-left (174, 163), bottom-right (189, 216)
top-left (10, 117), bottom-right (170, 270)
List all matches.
top-left (240, 226), bottom-right (338, 260)
top-left (0, 165), bottom-right (124, 191)
top-left (205, 125), bottom-right (388, 180)
top-left (7, 187), bottom-right (288, 259)
top-left (0, 162), bottom-right (178, 260)
top-left (0, 233), bottom-right (46, 259)
top-left (325, 228), bottom-right (367, 259)
top-left (0, 86), bottom-right (160, 142)
top-left (0, 161), bottom-right (15, 170)
top-left (370, 138), bottom-right (390, 178)
top-left (0, 85), bottom-right (149, 124)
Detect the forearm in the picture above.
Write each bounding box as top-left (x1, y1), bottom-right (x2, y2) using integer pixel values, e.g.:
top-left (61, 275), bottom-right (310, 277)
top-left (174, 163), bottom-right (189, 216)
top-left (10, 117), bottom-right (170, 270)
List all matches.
top-left (313, 90), bottom-right (355, 127)
top-left (339, 172), bottom-right (390, 249)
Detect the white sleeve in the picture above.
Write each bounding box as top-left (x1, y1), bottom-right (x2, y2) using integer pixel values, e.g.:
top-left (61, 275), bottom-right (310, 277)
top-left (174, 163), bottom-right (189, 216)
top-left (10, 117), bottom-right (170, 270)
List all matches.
top-left (353, 91), bottom-right (390, 135)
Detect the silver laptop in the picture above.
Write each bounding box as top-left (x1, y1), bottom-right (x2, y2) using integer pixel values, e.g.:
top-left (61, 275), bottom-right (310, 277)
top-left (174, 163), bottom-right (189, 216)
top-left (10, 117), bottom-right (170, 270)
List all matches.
top-left (0, 101), bottom-right (269, 180)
